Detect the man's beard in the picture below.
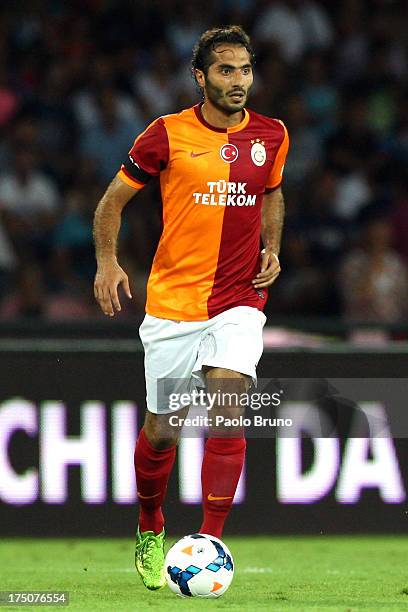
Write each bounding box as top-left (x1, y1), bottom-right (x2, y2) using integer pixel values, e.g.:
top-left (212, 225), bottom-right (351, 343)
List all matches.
top-left (204, 77), bottom-right (250, 115)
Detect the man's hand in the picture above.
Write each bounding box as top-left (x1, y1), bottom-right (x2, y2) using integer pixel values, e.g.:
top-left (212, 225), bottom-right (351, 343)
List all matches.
top-left (252, 248), bottom-right (281, 289)
top-left (94, 261), bottom-right (132, 316)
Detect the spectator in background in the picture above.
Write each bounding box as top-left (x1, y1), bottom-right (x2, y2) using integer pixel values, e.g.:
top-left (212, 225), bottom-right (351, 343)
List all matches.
top-left (0, 263), bottom-right (45, 318)
top-left (303, 169), bottom-right (347, 270)
top-left (0, 142), bottom-right (59, 265)
top-left (0, 261), bottom-right (96, 320)
top-left (300, 51), bottom-right (338, 139)
top-left (50, 166), bottom-right (103, 290)
top-left (0, 65), bottom-right (19, 129)
top-left (335, 0), bottom-right (368, 84)
top-left (326, 95), bottom-right (375, 220)
top-left (31, 62), bottom-right (77, 191)
top-left (249, 52), bottom-right (289, 118)
top-left (218, 0), bottom-right (255, 27)
top-left (391, 176), bottom-right (408, 265)
top-left (339, 208), bottom-right (408, 323)
top-left (0, 219), bottom-right (17, 299)
top-left (80, 86), bottom-right (142, 183)
top-left (72, 54), bottom-right (142, 130)
top-left (283, 94), bottom-right (322, 187)
top-left (166, 4), bottom-right (204, 62)
top-left (368, 5), bottom-right (407, 83)
top-left (254, 0), bottom-right (333, 64)
top-left (386, 88), bottom-right (408, 167)
top-left (268, 229), bottom-right (329, 316)
top-left (365, 43), bottom-right (398, 138)
top-left (135, 44), bottom-right (179, 119)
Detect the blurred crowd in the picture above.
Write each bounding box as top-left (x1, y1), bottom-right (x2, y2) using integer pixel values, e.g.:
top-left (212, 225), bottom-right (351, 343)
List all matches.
top-left (0, 0), bottom-right (407, 325)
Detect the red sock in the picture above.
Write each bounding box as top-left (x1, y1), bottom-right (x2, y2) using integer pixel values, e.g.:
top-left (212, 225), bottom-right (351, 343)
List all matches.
top-left (134, 427), bottom-right (176, 535)
top-left (199, 437), bottom-right (246, 539)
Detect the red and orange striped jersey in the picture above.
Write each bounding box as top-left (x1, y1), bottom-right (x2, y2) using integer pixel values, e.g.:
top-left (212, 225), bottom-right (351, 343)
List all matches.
top-left (118, 103), bottom-right (289, 321)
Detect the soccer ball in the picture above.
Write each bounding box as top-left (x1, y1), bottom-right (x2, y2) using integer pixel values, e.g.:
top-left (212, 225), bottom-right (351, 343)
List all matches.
top-left (165, 533), bottom-right (234, 598)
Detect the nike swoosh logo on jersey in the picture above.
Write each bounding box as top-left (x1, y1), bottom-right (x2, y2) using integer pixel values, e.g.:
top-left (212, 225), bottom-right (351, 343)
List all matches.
top-left (190, 151), bottom-right (211, 157)
top-left (207, 493), bottom-right (233, 501)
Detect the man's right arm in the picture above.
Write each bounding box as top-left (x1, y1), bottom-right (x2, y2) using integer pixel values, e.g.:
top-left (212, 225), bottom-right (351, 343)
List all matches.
top-left (93, 175), bottom-right (138, 317)
top-left (94, 117), bottom-right (168, 316)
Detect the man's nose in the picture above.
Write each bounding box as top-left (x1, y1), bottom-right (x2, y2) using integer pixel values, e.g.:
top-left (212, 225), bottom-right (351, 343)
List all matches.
top-left (231, 72), bottom-right (245, 87)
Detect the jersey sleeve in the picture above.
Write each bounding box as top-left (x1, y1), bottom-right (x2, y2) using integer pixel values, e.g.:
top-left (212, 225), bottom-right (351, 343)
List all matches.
top-left (265, 120), bottom-right (289, 192)
top-left (117, 117), bottom-right (169, 190)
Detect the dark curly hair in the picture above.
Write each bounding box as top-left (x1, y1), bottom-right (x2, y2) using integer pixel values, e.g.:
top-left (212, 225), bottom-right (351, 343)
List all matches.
top-left (191, 25), bottom-right (255, 86)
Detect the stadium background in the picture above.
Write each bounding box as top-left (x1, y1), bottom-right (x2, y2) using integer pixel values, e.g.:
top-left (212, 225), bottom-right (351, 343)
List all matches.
top-left (1, 0), bottom-right (408, 539)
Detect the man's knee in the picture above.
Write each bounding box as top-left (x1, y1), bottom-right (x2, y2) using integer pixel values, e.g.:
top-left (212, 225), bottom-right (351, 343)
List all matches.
top-left (203, 367), bottom-right (251, 437)
top-left (143, 410), bottom-right (185, 449)
top-left (204, 367), bottom-right (251, 414)
top-left (204, 366), bottom-right (251, 391)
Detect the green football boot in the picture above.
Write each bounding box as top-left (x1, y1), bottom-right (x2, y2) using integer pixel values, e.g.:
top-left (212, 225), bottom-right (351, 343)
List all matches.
top-left (135, 528), bottom-right (166, 590)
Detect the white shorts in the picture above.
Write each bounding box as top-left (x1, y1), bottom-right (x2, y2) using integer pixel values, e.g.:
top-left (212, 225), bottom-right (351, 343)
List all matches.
top-left (139, 306), bottom-right (266, 414)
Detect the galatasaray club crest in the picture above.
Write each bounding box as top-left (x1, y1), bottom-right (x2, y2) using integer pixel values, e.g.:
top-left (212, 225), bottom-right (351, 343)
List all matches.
top-left (220, 143), bottom-right (239, 163)
top-left (250, 139), bottom-right (266, 167)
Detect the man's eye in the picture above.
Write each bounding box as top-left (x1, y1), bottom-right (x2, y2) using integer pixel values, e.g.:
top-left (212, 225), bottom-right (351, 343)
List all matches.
top-left (242, 68), bottom-right (251, 75)
top-left (221, 68), bottom-right (231, 75)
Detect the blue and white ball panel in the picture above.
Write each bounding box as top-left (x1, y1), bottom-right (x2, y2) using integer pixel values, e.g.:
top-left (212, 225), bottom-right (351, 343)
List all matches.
top-left (165, 533), bottom-right (234, 598)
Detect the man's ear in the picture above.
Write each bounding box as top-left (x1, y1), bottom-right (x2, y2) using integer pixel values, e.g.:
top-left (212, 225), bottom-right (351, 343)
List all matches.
top-left (195, 69), bottom-right (205, 88)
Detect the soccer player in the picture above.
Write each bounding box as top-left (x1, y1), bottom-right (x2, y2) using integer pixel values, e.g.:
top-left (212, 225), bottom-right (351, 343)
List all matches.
top-left (93, 26), bottom-right (289, 590)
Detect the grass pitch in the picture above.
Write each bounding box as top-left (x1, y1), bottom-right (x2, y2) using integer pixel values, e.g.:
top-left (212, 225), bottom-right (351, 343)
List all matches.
top-left (0, 536), bottom-right (407, 611)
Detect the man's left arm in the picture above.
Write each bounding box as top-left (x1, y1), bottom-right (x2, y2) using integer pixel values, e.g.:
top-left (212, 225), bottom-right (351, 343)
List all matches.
top-left (252, 187), bottom-right (285, 289)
